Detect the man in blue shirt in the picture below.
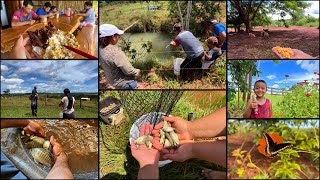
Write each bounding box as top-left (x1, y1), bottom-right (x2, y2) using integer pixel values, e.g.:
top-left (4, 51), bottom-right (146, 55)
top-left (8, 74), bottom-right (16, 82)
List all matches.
top-left (36, 2), bottom-right (53, 18)
top-left (208, 19), bottom-right (227, 52)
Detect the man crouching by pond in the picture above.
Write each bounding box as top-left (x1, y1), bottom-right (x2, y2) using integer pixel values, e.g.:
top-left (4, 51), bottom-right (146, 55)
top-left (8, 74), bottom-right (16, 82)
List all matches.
top-left (169, 23), bottom-right (204, 80)
top-left (99, 24), bottom-right (141, 89)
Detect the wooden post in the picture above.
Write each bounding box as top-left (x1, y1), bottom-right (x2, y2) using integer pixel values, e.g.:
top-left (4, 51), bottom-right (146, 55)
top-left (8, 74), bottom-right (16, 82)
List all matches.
top-left (80, 98), bottom-right (82, 108)
top-left (237, 86), bottom-right (240, 111)
top-left (185, 1), bottom-right (192, 30)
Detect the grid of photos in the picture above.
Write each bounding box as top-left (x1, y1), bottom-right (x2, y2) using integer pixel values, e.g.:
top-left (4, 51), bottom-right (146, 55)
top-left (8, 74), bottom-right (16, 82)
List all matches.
top-left (0, 0), bottom-right (319, 180)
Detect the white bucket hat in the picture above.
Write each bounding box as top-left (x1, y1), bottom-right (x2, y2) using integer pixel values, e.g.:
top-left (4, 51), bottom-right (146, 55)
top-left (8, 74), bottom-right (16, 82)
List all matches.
top-left (99, 24), bottom-right (124, 38)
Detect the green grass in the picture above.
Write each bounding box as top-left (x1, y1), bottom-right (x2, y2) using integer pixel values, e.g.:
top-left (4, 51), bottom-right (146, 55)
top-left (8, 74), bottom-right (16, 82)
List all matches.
top-left (100, 1), bottom-right (170, 30)
top-left (99, 91), bottom-right (226, 179)
top-left (228, 93), bottom-right (285, 118)
top-left (1, 95), bottom-right (98, 118)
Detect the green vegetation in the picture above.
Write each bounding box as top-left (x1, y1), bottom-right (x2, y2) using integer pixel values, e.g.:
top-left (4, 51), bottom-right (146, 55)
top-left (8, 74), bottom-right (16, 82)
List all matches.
top-left (1, 94), bottom-right (98, 118)
top-left (100, 91), bottom-right (226, 179)
top-left (228, 120), bottom-right (319, 179)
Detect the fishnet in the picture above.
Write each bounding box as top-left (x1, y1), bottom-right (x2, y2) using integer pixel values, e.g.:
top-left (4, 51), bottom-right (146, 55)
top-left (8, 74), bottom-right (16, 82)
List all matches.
top-left (119, 90), bottom-right (184, 126)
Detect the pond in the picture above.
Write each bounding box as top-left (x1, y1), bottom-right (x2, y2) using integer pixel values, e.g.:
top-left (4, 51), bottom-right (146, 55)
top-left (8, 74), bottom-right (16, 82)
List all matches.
top-left (122, 32), bottom-right (185, 61)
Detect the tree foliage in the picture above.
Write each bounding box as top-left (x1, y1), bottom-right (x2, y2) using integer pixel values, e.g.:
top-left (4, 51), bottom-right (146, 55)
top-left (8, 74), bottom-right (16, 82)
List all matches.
top-left (229, 0), bottom-right (310, 32)
top-left (168, 1), bottom-right (224, 36)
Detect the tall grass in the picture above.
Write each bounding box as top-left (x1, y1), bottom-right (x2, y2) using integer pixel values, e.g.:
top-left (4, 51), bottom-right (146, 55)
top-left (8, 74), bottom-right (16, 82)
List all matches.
top-left (1, 95), bottom-right (98, 118)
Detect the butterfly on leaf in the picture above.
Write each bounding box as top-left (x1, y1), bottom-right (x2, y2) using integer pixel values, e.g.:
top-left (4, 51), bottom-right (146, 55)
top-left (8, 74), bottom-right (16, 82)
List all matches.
top-left (257, 132), bottom-right (293, 158)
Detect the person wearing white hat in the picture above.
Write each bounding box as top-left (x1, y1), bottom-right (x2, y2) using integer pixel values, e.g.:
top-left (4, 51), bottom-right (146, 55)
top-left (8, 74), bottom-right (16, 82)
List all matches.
top-left (99, 24), bottom-right (140, 89)
top-left (208, 19), bottom-right (226, 53)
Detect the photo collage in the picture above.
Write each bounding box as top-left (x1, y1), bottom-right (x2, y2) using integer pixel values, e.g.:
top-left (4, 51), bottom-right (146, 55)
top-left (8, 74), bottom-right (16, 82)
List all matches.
top-left (0, 0), bottom-right (319, 179)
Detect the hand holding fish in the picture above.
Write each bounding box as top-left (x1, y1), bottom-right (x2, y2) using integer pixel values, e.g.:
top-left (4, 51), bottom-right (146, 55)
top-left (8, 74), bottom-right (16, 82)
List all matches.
top-left (130, 122), bottom-right (160, 168)
top-left (24, 120), bottom-right (46, 138)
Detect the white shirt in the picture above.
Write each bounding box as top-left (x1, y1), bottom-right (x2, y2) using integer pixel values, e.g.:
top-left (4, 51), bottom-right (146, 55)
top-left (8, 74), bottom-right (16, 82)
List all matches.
top-left (61, 96), bottom-right (75, 114)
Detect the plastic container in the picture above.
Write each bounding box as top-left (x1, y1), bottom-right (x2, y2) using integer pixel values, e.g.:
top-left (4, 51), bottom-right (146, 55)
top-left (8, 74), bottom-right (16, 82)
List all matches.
top-left (129, 112), bottom-right (172, 167)
top-left (173, 58), bottom-right (184, 75)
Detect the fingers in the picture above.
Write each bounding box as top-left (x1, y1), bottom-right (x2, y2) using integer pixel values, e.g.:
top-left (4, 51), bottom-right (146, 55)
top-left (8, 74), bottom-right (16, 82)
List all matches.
top-left (139, 124), bottom-right (145, 136)
top-left (130, 139), bottom-right (137, 151)
top-left (154, 122), bottom-right (164, 130)
top-left (23, 36), bottom-right (30, 46)
top-left (145, 122), bottom-right (151, 135)
top-left (37, 127), bottom-right (46, 138)
top-left (162, 116), bottom-right (177, 123)
top-left (151, 137), bottom-right (163, 151)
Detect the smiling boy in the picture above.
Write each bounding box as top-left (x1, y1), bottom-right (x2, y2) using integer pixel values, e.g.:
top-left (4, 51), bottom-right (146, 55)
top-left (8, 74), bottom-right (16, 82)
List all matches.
top-left (243, 80), bottom-right (272, 118)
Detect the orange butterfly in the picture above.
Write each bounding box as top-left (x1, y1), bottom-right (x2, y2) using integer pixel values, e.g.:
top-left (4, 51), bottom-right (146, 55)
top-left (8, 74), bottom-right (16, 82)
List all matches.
top-left (258, 132), bottom-right (293, 158)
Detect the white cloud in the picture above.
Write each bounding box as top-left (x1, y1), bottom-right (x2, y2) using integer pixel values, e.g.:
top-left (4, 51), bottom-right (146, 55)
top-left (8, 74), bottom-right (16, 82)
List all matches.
top-left (30, 77), bottom-right (37, 81)
top-left (266, 74), bottom-right (276, 80)
top-left (296, 60), bottom-right (319, 73)
top-left (1, 65), bottom-right (8, 72)
top-left (3, 78), bottom-right (24, 84)
top-left (0, 76), bottom-right (4, 81)
top-left (272, 84), bottom-right (279, 88)
top-left (17, 67), bottom-right (32, 74)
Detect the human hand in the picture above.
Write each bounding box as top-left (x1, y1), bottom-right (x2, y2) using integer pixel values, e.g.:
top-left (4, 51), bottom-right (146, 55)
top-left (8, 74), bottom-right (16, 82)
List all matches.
top-left (50, 136), bottom-right (63, 157)
top-left (162, 143), bottom-right (193, 162)
top-left (272, 47), bottom-right (315, 59)
top-left (12, 35), bottom-right (39, 59)
top-left (29, 20), bottom-right (36, 25)
top-left (251, 101), bottom-right (258, 109)
top-left (131, 122), bottom-right (160, 168)
top-left (23, 120), bottom-right (46, 138)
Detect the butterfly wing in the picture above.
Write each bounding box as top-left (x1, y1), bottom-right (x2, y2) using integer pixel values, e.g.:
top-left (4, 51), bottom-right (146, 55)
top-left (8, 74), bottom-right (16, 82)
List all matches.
top-left (263, 132), bottom-right (276, 155)
top-left (270, 143), bottom-right (293, 158)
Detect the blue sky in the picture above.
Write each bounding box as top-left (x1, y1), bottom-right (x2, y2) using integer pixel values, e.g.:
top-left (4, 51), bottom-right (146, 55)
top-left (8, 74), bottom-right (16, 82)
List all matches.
top-left (1, 60), bottom-right (98, 94)
top-left (228, 60), bottom-right (320, 92)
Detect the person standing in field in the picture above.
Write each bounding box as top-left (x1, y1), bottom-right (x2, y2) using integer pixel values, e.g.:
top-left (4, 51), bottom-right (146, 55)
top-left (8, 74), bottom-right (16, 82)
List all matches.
top-left (59, 88), bottom-right (75, 119)
top-left (243, 80), bottom-right (272, 118)
top-left (29, 86), bottom-right (38, 116)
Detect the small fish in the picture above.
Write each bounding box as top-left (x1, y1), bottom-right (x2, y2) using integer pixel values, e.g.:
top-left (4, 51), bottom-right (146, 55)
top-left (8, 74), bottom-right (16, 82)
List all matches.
top-left (25, 141), bottom-right (43, 149)
top-left (165, 132), bottom-right (174, 147)
top-left (135, 135), bottom-right (148, 145)
top-left (164, 139), bottom-right (171, 148)
top-left (170, 131), bottom-right (179, 147)
top-left (30, 136), bottom-right (45, 145)
top-left (30, 148), bottom-right (52, 167)
top-left (43, 140), bottom-right (52, 151)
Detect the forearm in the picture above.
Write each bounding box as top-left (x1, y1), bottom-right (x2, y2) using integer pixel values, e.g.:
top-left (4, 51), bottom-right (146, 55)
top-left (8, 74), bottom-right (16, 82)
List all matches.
top-left (138, 164), bottom-right (159, 179)
top-left (190, 140), bottom-right (226, 167)
top-left (189, 107), bottom-right (226, 138)
top-left (11, 21), bottom-right (29, 27)
top-left (46, 153), bottom-right (73, 179)
top-left (204, 53), bottom-right (211, 60)
top-left (218, 32), bottom-right (226, 47)
top-left (1, 120), bottom-right (30, 129)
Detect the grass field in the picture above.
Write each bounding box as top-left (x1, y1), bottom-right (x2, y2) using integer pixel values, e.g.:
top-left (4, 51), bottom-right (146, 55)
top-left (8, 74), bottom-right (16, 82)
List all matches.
top-left (228, 93), bottom-right (285, 118)
top-left (1, 95), bottom-right (98, 118)
top-left (99, 90), bottom-right (226, 179)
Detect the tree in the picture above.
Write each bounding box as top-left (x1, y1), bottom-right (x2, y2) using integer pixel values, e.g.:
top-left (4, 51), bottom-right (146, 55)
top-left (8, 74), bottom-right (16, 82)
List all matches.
top-left (230, 0), bottom-right (310, 32)
top-left (168, 1), bottom-right (223, 36)
top-left (3, 89), bottom-right (10, 94)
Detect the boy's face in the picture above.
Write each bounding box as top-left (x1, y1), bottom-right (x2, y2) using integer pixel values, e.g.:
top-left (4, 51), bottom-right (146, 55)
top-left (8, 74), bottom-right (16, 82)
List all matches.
top-left (207, 43), bottom-right (214, 49)
top-left (44, 6), bottom-right (51, 12)
top-left (52, 8), bottom-right (57, 13)
top-left (84, 5), bottom-right (91, 9)
top-left (254, 82), bottom-right (267, 97)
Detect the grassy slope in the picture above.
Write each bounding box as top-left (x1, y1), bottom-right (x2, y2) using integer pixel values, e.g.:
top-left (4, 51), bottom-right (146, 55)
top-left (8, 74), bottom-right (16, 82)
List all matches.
top-left (1, 95), bottom-right (98, 118)
top-left (100, 1), bottom-right (170, 28)
top-left (99, 91), bottom-right (226, 179)
top-left (228, 93), bottom-right (285, 118)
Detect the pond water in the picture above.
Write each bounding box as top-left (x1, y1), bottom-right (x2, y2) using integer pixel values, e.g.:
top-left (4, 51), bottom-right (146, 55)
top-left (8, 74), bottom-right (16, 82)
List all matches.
top-left (122, 32), bottom-right (184, 61)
